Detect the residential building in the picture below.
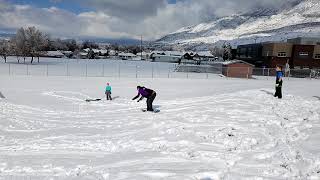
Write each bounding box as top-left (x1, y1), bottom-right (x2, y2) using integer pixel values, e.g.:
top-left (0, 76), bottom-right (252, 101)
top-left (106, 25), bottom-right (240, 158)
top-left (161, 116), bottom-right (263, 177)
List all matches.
top-left (151, 54), bottom-right (181, 63)
top-left (118, 53), bottom-right (137, 60)
top-left (43, 51), bottom-right (65, 58)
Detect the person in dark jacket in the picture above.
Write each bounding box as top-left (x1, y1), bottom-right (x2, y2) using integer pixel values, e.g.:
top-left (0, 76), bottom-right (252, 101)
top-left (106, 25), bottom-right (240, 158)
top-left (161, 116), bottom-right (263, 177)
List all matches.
top-left (274, 65), bottom-right (283, 99)
top-left (132, 86), bottom-right (157, 111)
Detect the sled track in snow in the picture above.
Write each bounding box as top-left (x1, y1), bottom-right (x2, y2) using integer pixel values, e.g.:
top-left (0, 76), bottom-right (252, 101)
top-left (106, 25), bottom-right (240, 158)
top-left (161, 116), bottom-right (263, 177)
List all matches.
top-left (0, 90), bottom-right (320, 179)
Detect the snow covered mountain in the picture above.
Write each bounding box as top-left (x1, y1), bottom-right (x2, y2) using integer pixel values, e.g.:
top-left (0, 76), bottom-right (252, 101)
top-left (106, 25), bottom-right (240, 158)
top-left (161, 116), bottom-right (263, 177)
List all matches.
top-left (156, 0), bottom-right (320, 49)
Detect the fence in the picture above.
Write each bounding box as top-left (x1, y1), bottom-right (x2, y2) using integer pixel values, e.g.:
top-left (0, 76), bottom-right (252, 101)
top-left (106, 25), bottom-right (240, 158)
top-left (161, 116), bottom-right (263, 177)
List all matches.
top-left (0, 59), bottom-right (195, 79)
top-left (0, 58), bottom-right (319, 79)
top-left (176, 64), bottom-right (320, 79)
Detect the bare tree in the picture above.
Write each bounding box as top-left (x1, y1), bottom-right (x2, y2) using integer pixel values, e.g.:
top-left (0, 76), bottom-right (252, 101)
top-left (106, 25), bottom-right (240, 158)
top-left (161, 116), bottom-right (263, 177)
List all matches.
top-left (209, 46), bottom-right (223, 58)
top-left (11, 27), bottom-right (28, 63)
top-left (0, 40), bottom-right (9, 63)
top-left (24, 27), bottom-right (48, 64)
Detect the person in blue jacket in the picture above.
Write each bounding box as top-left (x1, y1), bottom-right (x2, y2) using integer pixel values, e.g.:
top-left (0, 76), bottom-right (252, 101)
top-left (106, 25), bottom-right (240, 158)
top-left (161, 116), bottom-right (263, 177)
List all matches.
top-left (274, 65), bottom-right (283, 99)
top-left (132, 86), bottom-right (156, 111)
top-left (105, 82), bottom-right (112, 100)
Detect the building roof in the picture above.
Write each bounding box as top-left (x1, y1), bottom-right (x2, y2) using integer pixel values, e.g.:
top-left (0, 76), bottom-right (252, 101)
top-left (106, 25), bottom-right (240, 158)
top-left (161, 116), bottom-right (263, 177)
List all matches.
top-left (221, 60), bottom-right (255, 66)
top-left (118, 52), bottom-right (137, 57)
top-left (153, 54), bottom-right (182, 58)
top-left (195, 51), bottom-right (214, 57)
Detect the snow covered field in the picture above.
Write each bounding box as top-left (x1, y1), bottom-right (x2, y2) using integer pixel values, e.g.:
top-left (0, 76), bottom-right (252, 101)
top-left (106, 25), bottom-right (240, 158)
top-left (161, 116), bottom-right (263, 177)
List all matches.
top-left (0, 59), bottom-right (320, 179)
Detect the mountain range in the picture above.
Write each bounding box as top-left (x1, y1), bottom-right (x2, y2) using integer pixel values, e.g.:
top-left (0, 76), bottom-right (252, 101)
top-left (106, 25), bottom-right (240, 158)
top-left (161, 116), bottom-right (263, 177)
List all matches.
top-left (156, 0), bottom-right (320, 50)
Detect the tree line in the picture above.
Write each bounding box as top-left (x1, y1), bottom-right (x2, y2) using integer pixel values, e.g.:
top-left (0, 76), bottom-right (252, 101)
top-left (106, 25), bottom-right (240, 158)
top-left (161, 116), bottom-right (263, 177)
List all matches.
top-left (0, 26), bottom-right (149, 63)
top-left (0, 26), bottom-right (234, 64)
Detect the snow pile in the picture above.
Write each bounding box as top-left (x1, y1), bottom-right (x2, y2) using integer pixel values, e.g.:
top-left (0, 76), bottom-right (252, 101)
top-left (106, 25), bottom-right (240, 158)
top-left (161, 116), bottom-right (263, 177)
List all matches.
top-left (0, 75), bottom-right (320, 179)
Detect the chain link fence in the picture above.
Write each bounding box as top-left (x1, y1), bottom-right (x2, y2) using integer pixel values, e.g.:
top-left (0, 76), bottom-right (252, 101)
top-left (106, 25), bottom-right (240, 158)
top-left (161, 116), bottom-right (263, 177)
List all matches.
top-left (0, 58), bottom-right (319, 79)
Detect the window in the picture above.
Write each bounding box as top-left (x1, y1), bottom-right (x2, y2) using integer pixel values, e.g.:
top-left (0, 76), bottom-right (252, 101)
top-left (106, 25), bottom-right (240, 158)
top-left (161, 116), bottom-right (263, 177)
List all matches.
top-left (278, 52), bottom-right (287, 57)
top-left (299, 52), bottom-right (309, 56)
top-left (315, 54), bottom-right (320, 59)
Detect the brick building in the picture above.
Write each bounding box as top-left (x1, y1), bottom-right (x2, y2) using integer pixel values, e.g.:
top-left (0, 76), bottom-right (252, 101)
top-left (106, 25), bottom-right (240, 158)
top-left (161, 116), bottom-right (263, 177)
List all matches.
top-left (236, 37), bottom-right (320, 69)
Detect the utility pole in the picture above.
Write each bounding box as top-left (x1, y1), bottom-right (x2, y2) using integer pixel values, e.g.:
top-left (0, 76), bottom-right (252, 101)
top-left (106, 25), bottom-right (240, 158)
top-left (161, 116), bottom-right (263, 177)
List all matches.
top-left (140, 35), bottom-right (143, 60)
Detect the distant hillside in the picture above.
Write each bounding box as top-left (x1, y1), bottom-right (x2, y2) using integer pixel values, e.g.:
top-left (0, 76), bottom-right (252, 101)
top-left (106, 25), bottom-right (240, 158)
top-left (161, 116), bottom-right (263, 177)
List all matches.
top-left (156, 0), bottom-right (320, 50)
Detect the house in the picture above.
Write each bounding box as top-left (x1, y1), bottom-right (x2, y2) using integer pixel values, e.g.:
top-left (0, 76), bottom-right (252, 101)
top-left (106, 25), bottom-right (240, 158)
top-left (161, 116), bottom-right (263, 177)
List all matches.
top-left (136, 52), bottom-right (151, 60)
top-left (93, 49), bottom-right (108, 56)
top-left (195, 51), bottom-right (215, 61)
top-left (61, 51), bottom-right (73, 58)
top-left (43, 51), bottom-right (65, 58)
top-left (109, 50), bottom-right (117, 56)
top-left (118, 52), bottom-right (137, 60)
top-left (152, 54), bottom-right (182, 63)
top-left (150, 51), bottom-right (185, 63)
top-left (80, 52), bottom-right (88, 59)
top-left (222, 60), bottom-right (254, 78)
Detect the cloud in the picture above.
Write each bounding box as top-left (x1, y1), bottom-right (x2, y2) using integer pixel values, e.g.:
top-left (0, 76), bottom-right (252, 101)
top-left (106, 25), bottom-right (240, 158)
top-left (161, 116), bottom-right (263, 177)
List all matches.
top-left (78, 0), bottom-right (167, 21)
top-left (0, 0), bottom-right (303, 40)
top-left (0, 4), bottom-right (84, 37)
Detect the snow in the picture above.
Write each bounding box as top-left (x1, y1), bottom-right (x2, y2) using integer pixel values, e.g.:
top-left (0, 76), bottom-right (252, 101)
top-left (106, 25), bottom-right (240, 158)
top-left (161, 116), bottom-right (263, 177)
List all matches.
top-left (221, 60), bottom-right (254, 66)
top-left (0, 57), bottom-right (320, 179)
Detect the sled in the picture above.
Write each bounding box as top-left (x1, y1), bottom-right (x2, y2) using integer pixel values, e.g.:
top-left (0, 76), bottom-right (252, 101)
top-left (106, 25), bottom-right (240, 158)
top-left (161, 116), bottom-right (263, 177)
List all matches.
top-left (85, 98), bottom-right (102, 102)
top-left (141, 109), bottom-right (160, 113)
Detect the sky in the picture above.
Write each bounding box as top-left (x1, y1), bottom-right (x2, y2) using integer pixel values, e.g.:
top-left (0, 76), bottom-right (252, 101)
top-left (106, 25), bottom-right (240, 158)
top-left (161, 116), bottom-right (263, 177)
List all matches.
top-left (0, 0), bottom-right (302, 40)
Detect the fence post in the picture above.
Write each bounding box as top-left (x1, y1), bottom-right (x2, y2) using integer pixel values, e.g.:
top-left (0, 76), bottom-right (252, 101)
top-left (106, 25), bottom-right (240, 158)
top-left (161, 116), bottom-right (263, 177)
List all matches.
top-left (227, 67), bottom-right (229, 78)
top-left (118, 63), bottom-right (121, 79)
top-left (102, 64), bottom-right (105, 77)
top-left (85, 64), bottom-right (88, 77)
top-left (152, 64), bottom-right (154, 79)
top-left (136, 65), bottom-right (138, 78)
top-left (187, 66), bottom-right (189, 79)
top-left (66, 63), bottom-right (69, 76)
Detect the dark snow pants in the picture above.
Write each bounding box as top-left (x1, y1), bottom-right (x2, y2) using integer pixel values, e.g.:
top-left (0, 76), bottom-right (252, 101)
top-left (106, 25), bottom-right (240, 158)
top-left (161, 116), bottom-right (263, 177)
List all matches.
top-left (147, 92), bottom-right (156, 111)
top-left (105, 91), bottom-right (112, 100)
top-left (274, 80), bottom-right (283, 99)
